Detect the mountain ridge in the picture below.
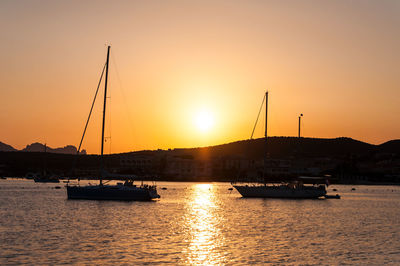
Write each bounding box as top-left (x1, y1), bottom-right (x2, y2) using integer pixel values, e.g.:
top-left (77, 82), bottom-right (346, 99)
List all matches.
top-left (0, 141), bottom-right (86, 155)
top-left (0, 141), bottom-right (17, 152)
top-left (119, 136), bottom-right (399, 159)
top-left (1, 137), bottom-right (398, 156)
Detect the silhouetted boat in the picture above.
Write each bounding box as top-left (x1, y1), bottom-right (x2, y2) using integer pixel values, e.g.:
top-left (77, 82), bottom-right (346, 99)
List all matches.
top-left (67, 180), bottom-right (159, 201)
top-left (34, 176), bottom-right (60, 183)
top-left (234, 182), bottom-right (326, 198)
top-left (33, 144), bottom-right (60, 183)
top-left (66, 46), bottom-right (160, 201)
top-left (25, 173), bottom-right (35, 179)
top-left (232, 91), bottom-right (326, 199)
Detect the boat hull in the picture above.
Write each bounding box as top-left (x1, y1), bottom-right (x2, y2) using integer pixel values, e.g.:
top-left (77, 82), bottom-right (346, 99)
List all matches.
top-left (66, 185), bottom-right (160, 201)
top-left (324, 194), bottom-right (341, 199)
top-left (34, 178), bottom-right (60, 183)
top-left (233, 185), bottom-right (326, 199)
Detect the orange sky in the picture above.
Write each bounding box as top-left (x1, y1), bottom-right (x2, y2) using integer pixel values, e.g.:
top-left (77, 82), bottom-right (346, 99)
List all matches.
top-left (1, 0), bottom-right (399, 154)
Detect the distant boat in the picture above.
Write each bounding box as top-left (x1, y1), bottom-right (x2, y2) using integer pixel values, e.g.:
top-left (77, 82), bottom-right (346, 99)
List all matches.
top-left (66, 46), bottom-right (160, 201)
top-left (324, 194), bottom-right (341, 199)
top-left (232, 91), bottom-right (326, 199)
top-left (34, 175), bottom-right (60, 183)
top-left (25, 173), bottom-right (35, 179)
top-left (33, 144), bottom-right (60, 183)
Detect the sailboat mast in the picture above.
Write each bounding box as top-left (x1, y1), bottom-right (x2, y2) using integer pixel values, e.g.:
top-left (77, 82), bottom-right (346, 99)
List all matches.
top-left (265, 91), bottom-right (268, 138)
top-left (100, 45), bottom-right (110, 185)
top-left (263, 91), bottom-right (268, 181)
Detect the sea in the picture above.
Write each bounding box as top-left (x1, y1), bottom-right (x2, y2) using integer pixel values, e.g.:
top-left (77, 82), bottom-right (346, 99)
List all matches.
top-left (0, 179), bottom-right (399, 265)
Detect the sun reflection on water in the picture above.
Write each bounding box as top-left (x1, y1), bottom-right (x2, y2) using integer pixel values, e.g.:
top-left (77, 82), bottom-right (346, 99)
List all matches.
top-left (183, 184), bottom-right (225, 265)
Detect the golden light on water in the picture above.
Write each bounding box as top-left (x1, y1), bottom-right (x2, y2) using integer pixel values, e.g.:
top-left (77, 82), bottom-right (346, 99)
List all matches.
top-left (183, 184), bottom-right (225, 265)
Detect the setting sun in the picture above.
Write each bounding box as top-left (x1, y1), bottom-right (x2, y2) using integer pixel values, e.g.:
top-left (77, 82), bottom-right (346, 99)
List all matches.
top-left (195, 110), bottom-right (215, 133)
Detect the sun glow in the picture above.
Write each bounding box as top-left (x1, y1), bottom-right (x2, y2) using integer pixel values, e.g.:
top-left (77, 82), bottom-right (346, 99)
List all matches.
top-left (195, 110), bottom-right (215, 133)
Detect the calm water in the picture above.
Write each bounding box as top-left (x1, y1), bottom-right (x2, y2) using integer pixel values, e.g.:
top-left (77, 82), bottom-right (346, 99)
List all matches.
top-left (1, 179), bottom-right (400, 265)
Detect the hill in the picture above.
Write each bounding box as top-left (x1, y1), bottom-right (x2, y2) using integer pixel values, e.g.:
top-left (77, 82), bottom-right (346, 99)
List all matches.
top-left (0, 137), bottom-right (399, 183)
top-left (377, 140), bottom-right (400, 153)
top-left (22, 142), bottom-right (85, 154)
top-left (0, 141), bottom-right (86, 155)
top-left (165, 137), bottom-right (376, 160)
top-left (0, 141), bottom-right (17, 152)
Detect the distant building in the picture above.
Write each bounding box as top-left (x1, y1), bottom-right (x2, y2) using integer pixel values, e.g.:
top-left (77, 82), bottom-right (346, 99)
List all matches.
top-left (164, 156), bottom-right (212, 179)
top-left (119, 154), bottom-right (156, 175)
top-left (74, 168), bottom-right (99, 177)
top-left (265, 159), bottom-right (291, 176)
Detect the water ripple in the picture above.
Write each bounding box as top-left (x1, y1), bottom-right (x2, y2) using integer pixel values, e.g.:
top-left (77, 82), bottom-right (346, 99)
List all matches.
top-left (0, 180), bottom-right (399, 265)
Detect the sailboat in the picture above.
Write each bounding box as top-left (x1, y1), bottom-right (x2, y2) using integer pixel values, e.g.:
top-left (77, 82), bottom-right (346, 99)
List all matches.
top-left (66, 46), bottom-right (160, 201)
top-left (232, 91), bottom-right (326, 199)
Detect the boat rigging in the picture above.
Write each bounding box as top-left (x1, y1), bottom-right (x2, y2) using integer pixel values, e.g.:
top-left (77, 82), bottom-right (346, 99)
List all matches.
top-left (66, 46), bottom-right (160, 201)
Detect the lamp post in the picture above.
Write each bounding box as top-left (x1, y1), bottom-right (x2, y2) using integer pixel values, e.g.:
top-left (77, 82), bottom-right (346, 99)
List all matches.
top-left (298, 113), bottom-right (303, 138)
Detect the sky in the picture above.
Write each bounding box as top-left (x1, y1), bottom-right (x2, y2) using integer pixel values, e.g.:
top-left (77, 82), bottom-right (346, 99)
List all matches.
top-left (1, 0), bottom-right (399, 154)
